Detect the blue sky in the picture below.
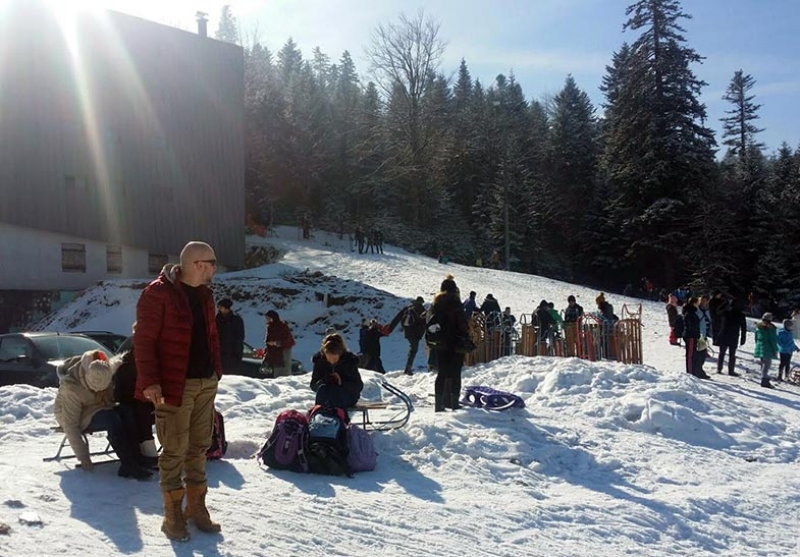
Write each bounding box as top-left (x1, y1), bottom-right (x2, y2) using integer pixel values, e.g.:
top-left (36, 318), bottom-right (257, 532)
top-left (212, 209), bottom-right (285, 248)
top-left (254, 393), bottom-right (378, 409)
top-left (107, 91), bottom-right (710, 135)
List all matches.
top-left (81, 0), bottom-right (800, 153)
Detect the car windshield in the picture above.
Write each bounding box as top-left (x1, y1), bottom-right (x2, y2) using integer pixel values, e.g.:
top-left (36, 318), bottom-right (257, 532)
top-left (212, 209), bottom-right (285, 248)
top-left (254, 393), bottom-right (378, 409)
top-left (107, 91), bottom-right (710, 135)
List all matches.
top-left (35, 335), bottom-right (111, 361)
top-left (242, 341), bottom-right (257, 358)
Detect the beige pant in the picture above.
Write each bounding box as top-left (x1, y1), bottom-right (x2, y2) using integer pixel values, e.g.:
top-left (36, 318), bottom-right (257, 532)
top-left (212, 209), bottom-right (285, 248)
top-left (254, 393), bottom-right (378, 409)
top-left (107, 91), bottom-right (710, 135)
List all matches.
top-left (155, 375), bottom-right (218, 492)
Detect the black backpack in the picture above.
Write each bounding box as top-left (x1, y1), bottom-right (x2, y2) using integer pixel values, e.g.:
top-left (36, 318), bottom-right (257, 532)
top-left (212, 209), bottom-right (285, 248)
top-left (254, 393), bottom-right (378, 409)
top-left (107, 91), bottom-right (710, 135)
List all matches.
top-left (402, 306), bottom-right (420, 330)
top-left (425, 310), bottom-right (445, 350)
top-left (305, 405), bottom-right (351, 476)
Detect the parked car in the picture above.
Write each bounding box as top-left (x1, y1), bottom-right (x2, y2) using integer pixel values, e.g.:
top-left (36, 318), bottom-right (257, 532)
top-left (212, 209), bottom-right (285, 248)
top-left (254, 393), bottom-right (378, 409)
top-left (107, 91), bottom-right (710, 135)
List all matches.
top-left (0, 332), bottom-right (113, 388)
top-left (72, 331), bottom-right (129, 353)
top-left (114, 338), bottom-right (306, 378)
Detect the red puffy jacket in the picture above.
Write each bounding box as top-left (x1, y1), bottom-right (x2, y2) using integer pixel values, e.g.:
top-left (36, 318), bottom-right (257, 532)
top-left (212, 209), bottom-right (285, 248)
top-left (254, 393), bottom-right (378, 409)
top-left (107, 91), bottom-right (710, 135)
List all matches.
top-left (134, 265), bottom-right (222, 406)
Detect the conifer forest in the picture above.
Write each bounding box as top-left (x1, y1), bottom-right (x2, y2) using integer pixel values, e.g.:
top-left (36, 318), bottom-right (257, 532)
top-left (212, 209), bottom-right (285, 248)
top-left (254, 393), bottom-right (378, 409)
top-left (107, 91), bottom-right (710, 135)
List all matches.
top-left (217, 1), bottom-right (800, 308)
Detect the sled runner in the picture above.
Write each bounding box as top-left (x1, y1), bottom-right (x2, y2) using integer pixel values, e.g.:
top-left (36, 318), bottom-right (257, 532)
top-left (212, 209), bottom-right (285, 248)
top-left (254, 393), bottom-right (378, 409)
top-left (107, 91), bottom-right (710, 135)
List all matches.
top-left (350, 380), bottom-right (413, 431)
top-left (43, 425), bottom-right (116, 464)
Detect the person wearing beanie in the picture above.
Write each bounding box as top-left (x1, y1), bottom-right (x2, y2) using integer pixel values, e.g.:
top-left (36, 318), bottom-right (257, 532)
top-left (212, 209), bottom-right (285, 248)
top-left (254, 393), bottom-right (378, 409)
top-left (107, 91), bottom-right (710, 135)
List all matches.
top-left (754, 312), bottom-right (779, 388)
top-left (54, 350), bottom-right (152, 480)
top-left (216, 299), bottom-right (245, 372)
top-left (777, 319), bottom-right (799, 381)
top-left (264, 310), bottom-right (296, 378)
top-left (429, 276), bottom-right (470, 411)
top-left (666, 294), bottom-right (681, 346)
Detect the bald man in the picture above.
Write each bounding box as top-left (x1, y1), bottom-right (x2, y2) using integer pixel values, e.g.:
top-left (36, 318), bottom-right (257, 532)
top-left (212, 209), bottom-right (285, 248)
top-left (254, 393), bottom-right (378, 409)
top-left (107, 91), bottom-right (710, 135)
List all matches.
top-left (134, 241), bottom-right (223, 541)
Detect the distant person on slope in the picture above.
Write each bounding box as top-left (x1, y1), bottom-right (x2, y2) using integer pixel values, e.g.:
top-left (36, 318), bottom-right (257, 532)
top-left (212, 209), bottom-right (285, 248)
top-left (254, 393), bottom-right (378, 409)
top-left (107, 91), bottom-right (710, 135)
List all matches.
top-left (480, 293), bottom-right (501, 316)
top-left (310, 333), bottom-right (364, 408)
top-left (715, 298), bottom-right (745, 377)
top-left (463, 291), bottom-right (479, 320)
top-left (666, 294), bottom-right (681, 346)
top-left (777, 320), bottom-right (799, 382)
top-left (388, 297), bottom-right (427, 375)
top-left (682, 297), bottom-right (710, 380)
top-left (264, 310), bottom-right (296, 378)
top-left (754, 313), bottom-right (779, 388)
top-left (563, 295), bottom-right (584, 324)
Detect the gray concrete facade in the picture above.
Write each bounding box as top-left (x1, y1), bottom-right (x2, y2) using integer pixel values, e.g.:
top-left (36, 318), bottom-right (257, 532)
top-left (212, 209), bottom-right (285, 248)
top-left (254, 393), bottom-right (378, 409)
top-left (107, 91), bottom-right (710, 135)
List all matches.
top-left (0, 1), bottom-right (245, 284)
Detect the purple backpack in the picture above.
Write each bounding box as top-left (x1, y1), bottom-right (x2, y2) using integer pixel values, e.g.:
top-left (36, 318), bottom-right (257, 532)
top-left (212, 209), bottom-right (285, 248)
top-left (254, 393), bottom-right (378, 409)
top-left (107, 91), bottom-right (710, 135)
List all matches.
top-left (346, 424), bottom-right (377, 472)
top-left (257, 410), bottom-right (309, 473)
top-left (206, 410), bottom-right (228, 460)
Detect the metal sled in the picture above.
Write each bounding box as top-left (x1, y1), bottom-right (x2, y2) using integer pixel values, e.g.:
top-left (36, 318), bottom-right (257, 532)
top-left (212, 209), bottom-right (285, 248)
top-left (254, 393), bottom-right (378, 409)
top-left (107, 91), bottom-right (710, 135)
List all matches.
top-left (43, 426), bottom-right (117, 465)
top-left (351, 380), bottom-right (413, 431)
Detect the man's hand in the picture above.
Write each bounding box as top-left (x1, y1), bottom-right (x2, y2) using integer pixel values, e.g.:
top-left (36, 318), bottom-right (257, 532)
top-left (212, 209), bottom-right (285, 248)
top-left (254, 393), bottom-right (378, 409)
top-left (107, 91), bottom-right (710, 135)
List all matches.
top-left (80, 458), bottom-right (94, 471)
top-left (143, 384), bottom-right (165, 405)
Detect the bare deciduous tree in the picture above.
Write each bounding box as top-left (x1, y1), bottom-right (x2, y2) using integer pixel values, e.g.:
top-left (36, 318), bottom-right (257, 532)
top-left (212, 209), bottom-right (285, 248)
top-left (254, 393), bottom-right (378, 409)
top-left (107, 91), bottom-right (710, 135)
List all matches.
top-left (365, 10), bottom-right (447, 225)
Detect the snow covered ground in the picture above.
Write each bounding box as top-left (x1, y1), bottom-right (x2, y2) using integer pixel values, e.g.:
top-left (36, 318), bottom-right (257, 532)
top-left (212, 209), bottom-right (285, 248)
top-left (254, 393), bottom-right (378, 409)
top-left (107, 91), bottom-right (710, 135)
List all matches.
top-left (3, 227), bottom-right (800, 556)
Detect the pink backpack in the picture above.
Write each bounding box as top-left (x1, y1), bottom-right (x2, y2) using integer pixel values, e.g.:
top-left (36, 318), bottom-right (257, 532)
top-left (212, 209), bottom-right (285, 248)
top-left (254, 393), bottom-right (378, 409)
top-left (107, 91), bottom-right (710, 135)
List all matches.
top-left (257, 410), bottom-right (309, 473)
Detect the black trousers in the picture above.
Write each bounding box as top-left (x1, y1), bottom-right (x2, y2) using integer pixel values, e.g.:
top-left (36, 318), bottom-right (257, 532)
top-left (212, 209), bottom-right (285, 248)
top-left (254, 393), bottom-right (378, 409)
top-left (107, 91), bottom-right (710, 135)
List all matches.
top-left (779, 353), bottom-right (793, 378)
top-left (717, 344), bottom-right (738, 374)
top-left (434, 350), bottom-right (464, 410)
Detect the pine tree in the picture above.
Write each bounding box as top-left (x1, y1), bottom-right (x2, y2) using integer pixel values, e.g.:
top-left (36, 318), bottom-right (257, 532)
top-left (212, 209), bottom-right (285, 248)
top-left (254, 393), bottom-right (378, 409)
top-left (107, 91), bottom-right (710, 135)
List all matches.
top-left (721, 70), bottom-right (764, 160)
top-left (544, 75), bottom-right (598, 277)
top-left (215, 5), bottom-right (239, 44)
top-left (601, 0), bottom-right (717, 287)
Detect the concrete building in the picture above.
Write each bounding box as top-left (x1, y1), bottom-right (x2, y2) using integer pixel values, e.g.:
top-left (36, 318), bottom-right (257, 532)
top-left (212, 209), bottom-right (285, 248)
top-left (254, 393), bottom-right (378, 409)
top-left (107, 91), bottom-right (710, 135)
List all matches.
top-left (0, 2), bottom-right (245, 331)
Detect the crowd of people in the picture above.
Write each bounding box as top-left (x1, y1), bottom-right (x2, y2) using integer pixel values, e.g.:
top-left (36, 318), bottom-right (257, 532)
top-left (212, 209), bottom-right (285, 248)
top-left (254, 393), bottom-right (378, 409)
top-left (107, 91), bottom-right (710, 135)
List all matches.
top-left (665, 292), bottom-right (800, 388)
top-left (50, 236), bottom-right (800, 544)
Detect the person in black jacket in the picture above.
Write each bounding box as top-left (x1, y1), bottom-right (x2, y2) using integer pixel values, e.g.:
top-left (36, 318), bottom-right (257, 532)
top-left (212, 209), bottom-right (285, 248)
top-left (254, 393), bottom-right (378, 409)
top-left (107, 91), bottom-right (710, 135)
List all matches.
top-left (480, 294), bottom-right (501, 316)
top-left (112, 345), bottom-right (158, 468)
top-left (388, 297), bottom-right (427, 375)
top-left (563, 295), bottom-right (584, 323)
top-left (716, 299), bottom-right (746, 376)
top-left (682, 297), bottom-right (710, 379)
top-left (429, 277), bottom-right (469, 412)
top-left (708, 291), bottom-right (726, 342)
top-left (359, 318), bottom-right (387, 373)
top-left (216, 299), bottom-right (245, 372)
top-left (309, 334), bottom-right (364, 408)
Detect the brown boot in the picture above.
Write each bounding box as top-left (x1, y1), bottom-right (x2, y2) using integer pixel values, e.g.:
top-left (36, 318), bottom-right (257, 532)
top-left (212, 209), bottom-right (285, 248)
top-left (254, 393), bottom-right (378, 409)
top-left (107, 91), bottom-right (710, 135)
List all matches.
top-left (161, 489), bottom-right (190, 542)
top-left (185, 483), bottom-right (221, 533)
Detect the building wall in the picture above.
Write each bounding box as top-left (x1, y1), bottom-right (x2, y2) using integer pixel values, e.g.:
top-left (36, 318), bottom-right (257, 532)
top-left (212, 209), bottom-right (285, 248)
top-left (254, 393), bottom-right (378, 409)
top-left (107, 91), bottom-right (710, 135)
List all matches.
top-left (0, 223), bottom-right (177, 291)
top-left (0, 2), bottom-right (245, 277)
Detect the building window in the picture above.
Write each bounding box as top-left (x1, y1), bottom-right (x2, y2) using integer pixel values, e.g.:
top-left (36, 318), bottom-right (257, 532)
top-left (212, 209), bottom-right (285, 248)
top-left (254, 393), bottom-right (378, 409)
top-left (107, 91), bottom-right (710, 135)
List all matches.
top-left (148, 253), bottom-right (168, 274)
top-left (62, 243), bottom-right (86, 273)
top-left (107, 245), bottom-right (122, 274)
